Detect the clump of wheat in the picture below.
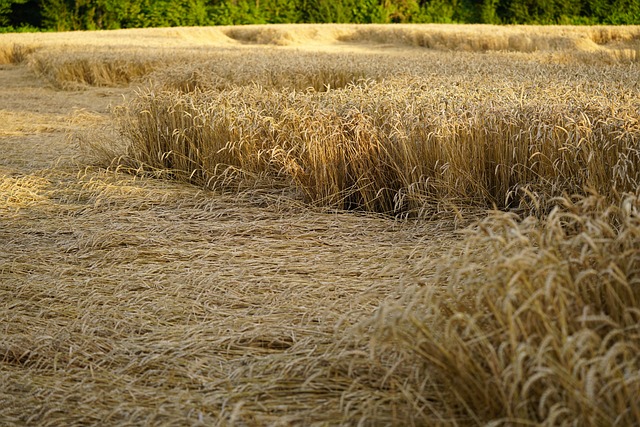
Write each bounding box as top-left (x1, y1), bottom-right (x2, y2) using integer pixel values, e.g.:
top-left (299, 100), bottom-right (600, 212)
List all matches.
top-left (26, 49), bottom-right (167, 88)
top-left (364, 193), bottom-right (640, 425)
top-left (0, 43), bottom-right (37, 64)
top-left (107, 73), bottom-right (639, 215)
top-left (153, 50), bottom-right (381, 93)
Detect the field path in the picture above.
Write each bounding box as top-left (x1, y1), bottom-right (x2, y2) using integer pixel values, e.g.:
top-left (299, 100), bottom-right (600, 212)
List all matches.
top-left (0, 63), bottom-right (453, 424)
top-left (0, 63), bottom-right (125, 168)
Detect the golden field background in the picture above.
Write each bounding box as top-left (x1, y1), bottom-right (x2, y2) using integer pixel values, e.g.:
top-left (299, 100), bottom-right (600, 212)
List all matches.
top-left (1, 24), bottom-right (639, 425)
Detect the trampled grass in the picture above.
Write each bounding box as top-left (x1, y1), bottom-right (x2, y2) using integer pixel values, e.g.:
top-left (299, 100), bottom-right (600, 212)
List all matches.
top-left (1, 24), bottom-right (639, 426)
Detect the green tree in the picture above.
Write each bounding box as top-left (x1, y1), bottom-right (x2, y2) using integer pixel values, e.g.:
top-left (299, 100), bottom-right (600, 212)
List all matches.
top-left (209, 0), bottom-right (268, 25)
top-left (585, 0), bottom-right (640, 24)
top-left (40, 0), bottom-right (210, 30)
top-left (260, 0), bottom-right (301, 23)
top-left (144, 0), bottom-right (209, 27)
top-left (421, 0), bottom-right (455, 22)
top-left (299, 0), bottom-right (351, 23)
top-left (350, 0), bottom-right (384, 23)
top-left (480, 0), bottom-right (500, 23)
top-left (0, 0), bottom-right (28, 26)
top-left (13, 0), bottom-right (640, 31)
top-left (379, 0), bottom-right (423, 22)
top-left (498, 0), bottom-right (584, 24)
top-left (610, 0), bottom-right (640, 23)
top-left (40, 0), bottom-right (69, 30)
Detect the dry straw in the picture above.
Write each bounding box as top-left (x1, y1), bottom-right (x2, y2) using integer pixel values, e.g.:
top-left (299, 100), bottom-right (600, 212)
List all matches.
top-left (1, 167), bottom-right (452, 425)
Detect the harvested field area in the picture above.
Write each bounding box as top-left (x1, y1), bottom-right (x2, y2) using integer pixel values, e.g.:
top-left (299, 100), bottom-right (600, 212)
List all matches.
top-left (1, 24), bottom-right (639, 425)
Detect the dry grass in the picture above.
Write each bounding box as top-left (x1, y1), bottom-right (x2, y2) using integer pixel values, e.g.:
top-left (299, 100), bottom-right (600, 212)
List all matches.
top-left (2, 24), bottom-right (640, 426)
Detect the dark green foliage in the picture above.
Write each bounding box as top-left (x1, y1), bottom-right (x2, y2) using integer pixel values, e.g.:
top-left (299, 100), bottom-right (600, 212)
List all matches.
top-left (139, 0), bottom-right (209, 27)
top-left (252, 0), bottom-right (301, 24)
top-left (383, 0), bottom-right (424, 23)
top-left (39, 0), bottom-right (209, 30)
top-left (1, 0), bottom-right (639, 32)
top-left (3, 0), bottom-right (40, 28)
top-left (299, 0), bottom-right (350, 23)
top-left (586, 0), bottom-right (640, 24)
top-left (210, 0), bottom-right (266, 25)
top-left (0, 0), bottom-right (28, 26)
top-left (496, 0), bottom-right (640, 24)
top-left (351, 0), bottom-right (385, 23)
top-left (499, 0), bottom-right (585, 24)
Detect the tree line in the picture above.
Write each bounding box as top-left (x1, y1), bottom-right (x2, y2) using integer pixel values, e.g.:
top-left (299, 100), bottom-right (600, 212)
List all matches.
top-left (2, 0), bottom-right (639, 32)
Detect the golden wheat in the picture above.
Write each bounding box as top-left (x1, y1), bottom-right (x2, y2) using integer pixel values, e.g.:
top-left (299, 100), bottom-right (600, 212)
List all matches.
top-left (363, 193), bottom-right (640, 425)
top-left (2, 24), bottom-right (639, 83)
top-left (3, 24), bottom-right (640, 426)
top-left (107, 64), bottom-right (639, 214)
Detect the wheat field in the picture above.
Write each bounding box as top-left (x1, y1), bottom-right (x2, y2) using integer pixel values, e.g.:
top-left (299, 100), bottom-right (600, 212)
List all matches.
top-left (1, 24), bottom-right (639, 426)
